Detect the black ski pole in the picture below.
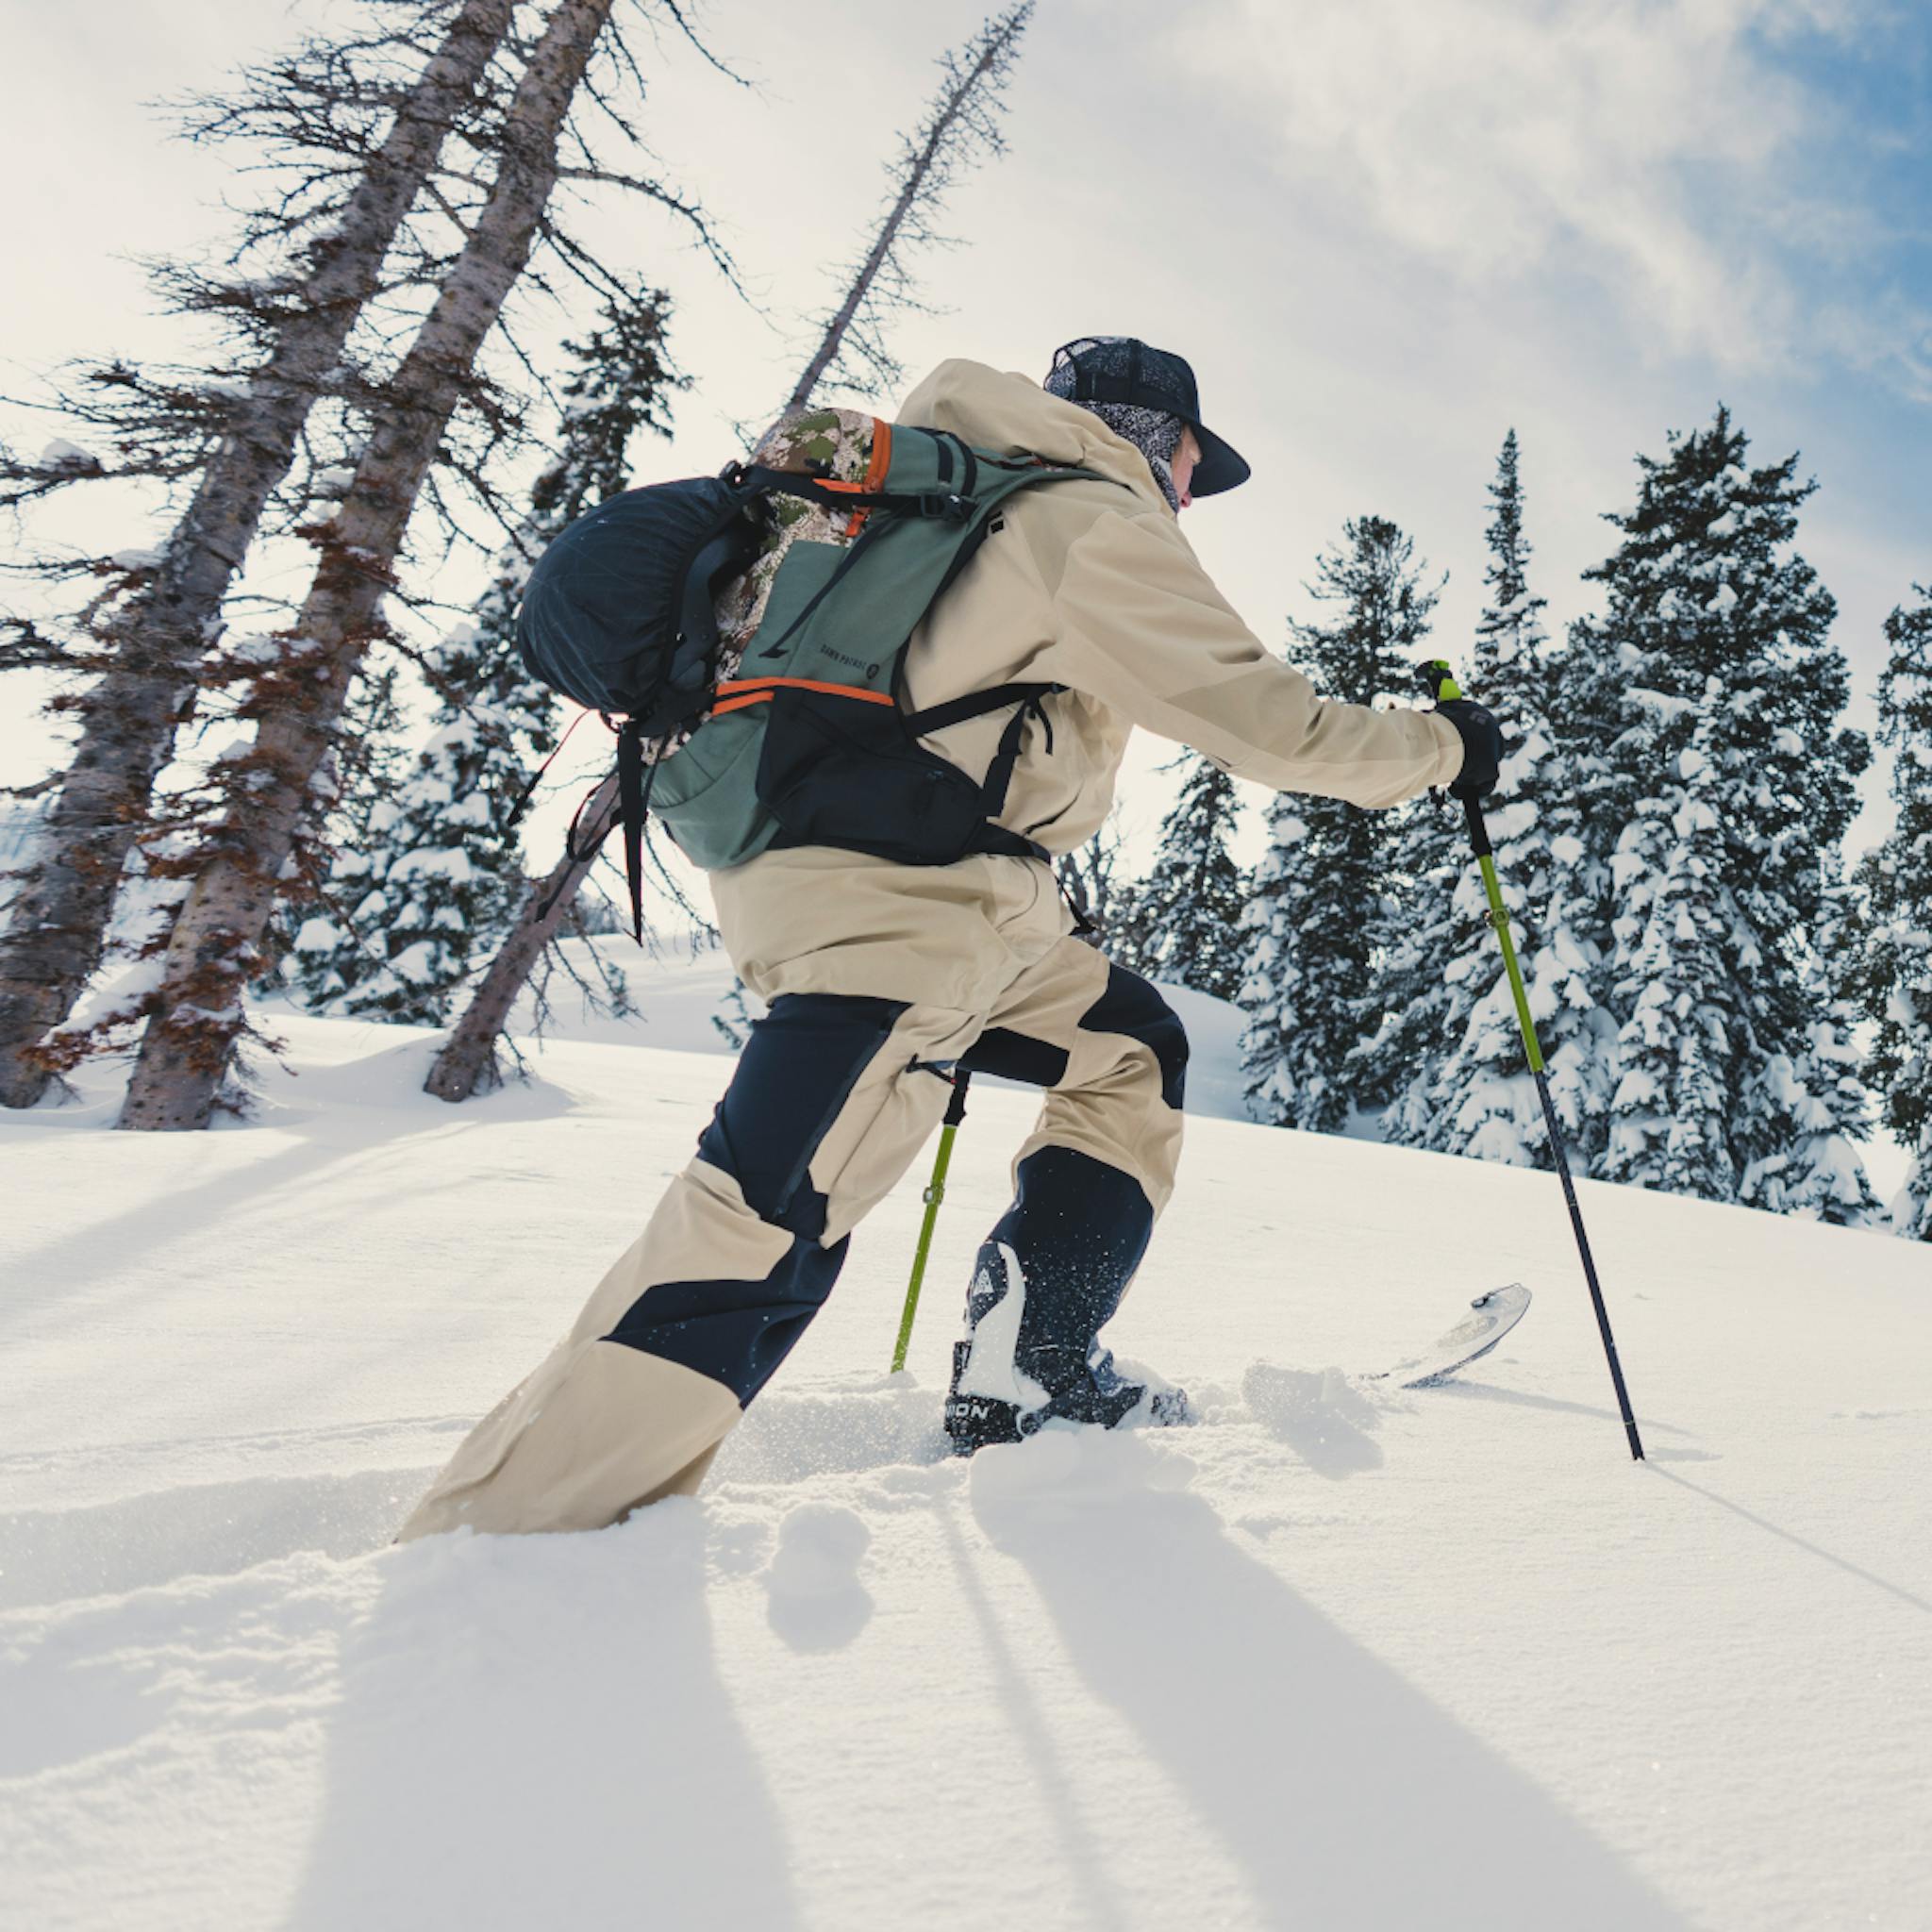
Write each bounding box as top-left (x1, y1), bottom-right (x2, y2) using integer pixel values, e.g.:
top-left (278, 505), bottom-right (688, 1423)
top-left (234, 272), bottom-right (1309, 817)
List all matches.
top-left (1422, 658), bottom-right (1644, 1461)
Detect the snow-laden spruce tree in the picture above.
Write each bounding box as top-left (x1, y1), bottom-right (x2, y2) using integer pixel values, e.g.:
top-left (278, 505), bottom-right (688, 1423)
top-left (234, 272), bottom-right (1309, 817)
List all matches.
top-left (1581, 407), bottom-right (1875, 1215)
top-left (1240, 516), bottom-right (1439, 1131)
top-left (1753, 879), bottom-right (1883, 1223)
top-left (1112, 755), bottom-right (1248, 999)
top-left (1239, 795), bottom-right (1327, 1124)
top-left (1381, 430), bottom-right (1618, 1166)
top-left (1599, 690), bottom-right (1742, 1197)
top-left (277, 658), bottom-right (411, 1003)
top-left (1853, 586), bottom-right (1932, 1237)
top-left (290, 290), bottom-right (680, 1022)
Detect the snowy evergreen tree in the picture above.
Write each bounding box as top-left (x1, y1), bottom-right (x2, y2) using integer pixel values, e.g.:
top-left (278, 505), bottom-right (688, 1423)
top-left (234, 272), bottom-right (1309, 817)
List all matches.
top-left (1577, 408), bottom-right (1875, 1214)
top-left (1599, 690), bottom-right (1742, 1198)
top-left (1112, 756), bottom-right (1248, 999)
top-left (1381, 431), bottom-right (1618, 1166)
top-left (1239, 794), bottom-right (1329, 1125)
top-left (291, 290), bottom-right (680, 1021)
top-left (1752, 879), bottom-right (1882, 1224)
top-left (1853, 586), bottom-right (1932, 1238)
top-left (274, 657), bottom-right (410, 1002)
top-left (1240, 516), bottom-right (1439, 1131)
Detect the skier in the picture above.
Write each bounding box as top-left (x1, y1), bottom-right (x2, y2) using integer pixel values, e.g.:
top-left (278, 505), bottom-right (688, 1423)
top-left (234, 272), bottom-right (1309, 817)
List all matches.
top-left (398, 336), bottom-right (1500, 1538)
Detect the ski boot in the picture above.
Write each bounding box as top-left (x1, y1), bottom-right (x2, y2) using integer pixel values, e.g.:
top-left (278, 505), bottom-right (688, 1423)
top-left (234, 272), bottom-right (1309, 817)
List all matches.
top-left (944, 1341), bottom-right (1191, 1455)
top-left (942, 1241), bottom-right (1191, 1457)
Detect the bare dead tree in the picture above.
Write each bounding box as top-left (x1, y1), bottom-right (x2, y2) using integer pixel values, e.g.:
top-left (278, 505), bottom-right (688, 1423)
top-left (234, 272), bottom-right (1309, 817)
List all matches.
top-left (785, 3), bottom-right (1033, 410)
top-left (116, 0), bottom-right (629, 1131)
top-left (0, 0), bottom-right (518, 1109)
top-left (422, 3), bottom-right (1038, 1103)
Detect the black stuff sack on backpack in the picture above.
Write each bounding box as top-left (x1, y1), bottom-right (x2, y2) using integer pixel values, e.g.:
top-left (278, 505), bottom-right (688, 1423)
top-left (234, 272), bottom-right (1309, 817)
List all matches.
top-left (516, 473), bottom-right (762, 735)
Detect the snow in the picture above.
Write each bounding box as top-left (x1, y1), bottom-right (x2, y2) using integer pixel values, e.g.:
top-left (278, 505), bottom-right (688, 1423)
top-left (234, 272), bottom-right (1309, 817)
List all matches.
top-left (387, 940), bottom-right (443, 986)
top-left (223, 634), bottom-right (285, 667)
top-left (387, 847), bottom-right (475, 888)
top-left (3, 986), bottom-right (1930, 1931)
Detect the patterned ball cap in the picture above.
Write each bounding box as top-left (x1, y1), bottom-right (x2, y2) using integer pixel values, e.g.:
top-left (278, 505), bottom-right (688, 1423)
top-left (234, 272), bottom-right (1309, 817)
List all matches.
top-left (1047, 336), bottom-right (1252, 496)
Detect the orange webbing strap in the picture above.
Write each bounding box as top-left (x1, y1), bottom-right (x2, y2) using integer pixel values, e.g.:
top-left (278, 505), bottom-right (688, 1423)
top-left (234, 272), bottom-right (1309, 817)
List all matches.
top-left (712, 675), bottom-right (897, 717)
top-left (805, 421), bottom-right (893, 537)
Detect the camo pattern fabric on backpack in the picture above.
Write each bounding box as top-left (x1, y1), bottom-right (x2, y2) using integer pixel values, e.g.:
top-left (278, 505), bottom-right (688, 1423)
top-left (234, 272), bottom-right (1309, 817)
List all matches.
top-left (643, 409), bottom-right (883, 765)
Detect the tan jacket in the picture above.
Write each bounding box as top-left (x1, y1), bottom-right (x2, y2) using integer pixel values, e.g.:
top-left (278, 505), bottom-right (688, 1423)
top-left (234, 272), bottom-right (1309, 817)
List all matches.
top-left (714, 359), bottom-right (1463, 1009)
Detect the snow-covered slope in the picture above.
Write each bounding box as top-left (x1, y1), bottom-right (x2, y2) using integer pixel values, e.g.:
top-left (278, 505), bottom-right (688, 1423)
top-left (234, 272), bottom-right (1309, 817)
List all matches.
top-left (3, 1014), bottom-right (1928, 1931)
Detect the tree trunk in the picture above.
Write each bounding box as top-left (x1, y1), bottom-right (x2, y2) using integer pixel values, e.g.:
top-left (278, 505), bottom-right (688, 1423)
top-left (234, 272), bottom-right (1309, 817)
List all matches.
top-left (784, 168), bottom-right (925, 414)
top-left (0, 0), bottom-right (514, 1109)
top-left (783, 23), bottom-right (1007, 413)
top-left (119, 0), bottom-right (616, 1132)
top-left (425, 776), bottom-right (618, 1101)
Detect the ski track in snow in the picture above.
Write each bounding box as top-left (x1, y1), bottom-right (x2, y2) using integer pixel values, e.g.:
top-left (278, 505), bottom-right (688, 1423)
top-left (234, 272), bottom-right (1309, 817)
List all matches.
top-left (3, 994), bottom-right (1930, 1931)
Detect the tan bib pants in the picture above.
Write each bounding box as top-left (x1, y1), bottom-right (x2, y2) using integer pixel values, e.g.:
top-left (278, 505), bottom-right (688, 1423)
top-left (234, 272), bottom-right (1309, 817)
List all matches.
top-left (398, 932), bottom-right (1187, 1540)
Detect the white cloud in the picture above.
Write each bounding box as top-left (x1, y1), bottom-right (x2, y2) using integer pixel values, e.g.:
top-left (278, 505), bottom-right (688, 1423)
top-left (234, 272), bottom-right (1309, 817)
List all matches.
top-left (1166, 0), bottom-right (1876, 369)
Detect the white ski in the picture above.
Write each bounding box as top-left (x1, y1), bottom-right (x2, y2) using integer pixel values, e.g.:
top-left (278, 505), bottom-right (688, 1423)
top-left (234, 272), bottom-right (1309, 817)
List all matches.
top-left (1368, 1284), bottom-right (1531, 1389)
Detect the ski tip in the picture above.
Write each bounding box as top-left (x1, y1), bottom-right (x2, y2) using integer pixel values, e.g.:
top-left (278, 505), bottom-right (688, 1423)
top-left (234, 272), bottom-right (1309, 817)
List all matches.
top-left (1471, 1282), bottom-right (1529, 1311)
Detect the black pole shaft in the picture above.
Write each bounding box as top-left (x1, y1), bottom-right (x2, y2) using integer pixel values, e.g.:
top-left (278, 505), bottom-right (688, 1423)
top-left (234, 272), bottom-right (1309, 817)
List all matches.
top-left (1419, 656), bottom-right (1644, 1461)
top-left (1527, 1065), bottom-right (1645, 1461)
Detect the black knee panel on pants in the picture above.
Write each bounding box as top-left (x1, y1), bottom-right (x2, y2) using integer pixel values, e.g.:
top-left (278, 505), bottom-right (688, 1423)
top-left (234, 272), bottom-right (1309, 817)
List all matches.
top-left (1079, 965), bottom-right (1189, 1109)
top-left (610, 992), bottom-right (909, 1405)
top-left (958, 964), bottom-right (1189, 1110)
top-left (606, 1235), bottom-right (848, 1407)
top-left (696, 991), bottom-right (908, 1238)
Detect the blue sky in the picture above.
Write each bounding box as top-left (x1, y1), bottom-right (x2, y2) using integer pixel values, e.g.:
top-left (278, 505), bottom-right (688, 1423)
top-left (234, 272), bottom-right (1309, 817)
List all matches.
top-left (2, 0), bottom-right (1927, 856)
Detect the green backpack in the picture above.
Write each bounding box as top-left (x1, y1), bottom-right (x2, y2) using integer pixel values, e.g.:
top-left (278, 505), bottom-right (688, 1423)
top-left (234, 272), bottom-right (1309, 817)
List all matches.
top-left (516, 408), bottom-right (1109, 935)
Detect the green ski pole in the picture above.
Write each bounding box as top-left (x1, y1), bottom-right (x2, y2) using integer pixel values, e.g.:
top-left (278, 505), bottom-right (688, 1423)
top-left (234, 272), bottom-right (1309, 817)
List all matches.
top-left (1422, 659), bottom-right (1645, 1462)
top-left (891, 1071), bottom-right (972, 1374)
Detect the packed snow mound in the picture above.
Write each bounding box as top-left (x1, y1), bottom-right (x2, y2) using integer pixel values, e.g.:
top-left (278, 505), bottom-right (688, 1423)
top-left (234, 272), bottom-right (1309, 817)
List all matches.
top-left (4, 1016), bottom-right (1928, 1931)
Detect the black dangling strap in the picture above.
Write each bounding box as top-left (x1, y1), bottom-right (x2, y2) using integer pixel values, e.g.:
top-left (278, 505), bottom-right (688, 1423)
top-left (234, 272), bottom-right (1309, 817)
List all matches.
top-left (535, 730), bottom-right (664, 938)
top-left (978, 691), bottom-right (1056, 819)
top-left (616, 721), bottom-right (646, 943)
top-left (901, 679), bottom-right (1060, 739)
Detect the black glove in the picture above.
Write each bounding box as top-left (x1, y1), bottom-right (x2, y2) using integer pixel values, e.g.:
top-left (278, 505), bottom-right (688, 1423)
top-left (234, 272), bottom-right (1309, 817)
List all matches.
top-left (1434, 698), bottom-right (1502, 801)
